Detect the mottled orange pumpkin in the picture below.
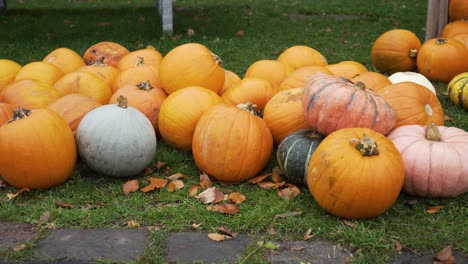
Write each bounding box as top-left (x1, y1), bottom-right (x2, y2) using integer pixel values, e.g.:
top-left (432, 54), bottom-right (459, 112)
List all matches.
top-left (1, 80), bottom-right (60, 109)
top-left (54, 71), bottom-right (112, 104)
top-left (263, 87), bottom-right (309, 144)
top-left (307, 127), bottom-right (404, 219)
top-left (277, 65), bottom-right (332, 93)
top-left (43, 47), bottom-right (85, 74)
top-left (15, 61), bottom-right (64, 86)
top-left (117, 45), bottom-right (163, 71)
top-left (192, 103), bottom-right (273, 183)
top-left (277, 45), bottom-right (328, 72)
top-left (0, 59), bottom-right (22, 92)
top-left (0, 107), bottom-right (77, 189)
top-left (83, 41), bottom-right (129, 67)
top-left (325, 60), bottom-right (368, 79)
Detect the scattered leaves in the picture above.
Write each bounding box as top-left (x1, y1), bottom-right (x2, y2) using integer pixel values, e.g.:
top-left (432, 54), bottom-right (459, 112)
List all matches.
top-left (141, 177), bottom-right (168, 193)
top-left (55, 201), bottom-right (75, 209)
top-left (199, 172), bottom-right (212, 189)
top-left (123, 179), bottom-right (139, 195)
top-left (196, 187), bottom-right (218, 204)
top-left (213, 188), bottom-right (225, 203)
top-left (217, 226), bottom-right (237, 238)
top-left (257, 181), bottom-right (285, 190)
top-left (211, 203), bottom-right (240, 214)
top-left (228, 192), bottom-right (246, 204)
top-left (426, 205), bottom-right (445, 214)
top-left (127, 220), bottom-right (140, 228)
top-left (248, 173), bottom-right (271, 184)
top-left (167, 172), bottom-right (187, 181)
top-left (98, 22), bottom-right (111, 27)
top-left (6, 187), bottom-right (30, 201)
top-left (208, 233), bottom-right (227, 242)
top-left (264, 241), bottom-right (279, 250)
top-left (155, 161), bottom-right (166, 170)
top-left (144, 167), bottom-right (154, 175)
top-left (187, 28), bottom-right (195, 36)
top-left (291, 245), bottom-right (305, 251)
top-left (235, 29), bottom-right (244, 37)
top-left (341, 220), bottom-right (356, 227)
top-left (395, 240), bottom-right (403, 252)
top-left (434, 245), bottom-right (455, 264)
top-left (167, 180), bottom-right (184, 192)
top-left (271, 171), bottom-right (283, 182)
top-left (37, 210), bottom-right (52, 226)
top-left (13, 244), bottom-right (27, 252)
top-left (303, 228), bottom-right (313, 240)
top-left (188, 185), bottom-right (200, 197)
top-left (268, 227), bottom-right (276, 235)
top-left (277, 185), bottom-right (300, 200)
top-left (275, 211), bottom-right (302, 219)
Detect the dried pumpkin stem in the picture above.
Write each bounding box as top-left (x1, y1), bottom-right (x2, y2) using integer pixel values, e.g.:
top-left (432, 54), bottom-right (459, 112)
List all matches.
top-left (9, 107), bottom-right (32, 123)
top-left (349, 134), bottom-right (379, 156)
top-left (211, 52), bottom-right (223, 66)
top-left (409, 48), bottom-right (418, 59)
top-left (136, 56), bottom-right (145, 66)
top-left (237, 102), bottom-right (260, 116)
top-left (136, 81), bottom-right (153, 91)
top-left (436, 38), bottom-right (448, 45)
top-left (305, 130), bottom-right (323, 140)
top-left (425, 123), bottom-right (441, 142)
top-left (117, 95), bottom-right (128, 109)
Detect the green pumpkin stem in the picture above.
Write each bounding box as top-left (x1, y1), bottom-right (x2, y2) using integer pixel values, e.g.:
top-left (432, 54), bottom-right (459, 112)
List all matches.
top-left (350, 134), bottom-right (379, 156)
top-left (136, 81), bottom-right (153, 91)
top-left (9, 107), bottom-right (32, 123)
top-left (117, 96), bottom-right (128, 109)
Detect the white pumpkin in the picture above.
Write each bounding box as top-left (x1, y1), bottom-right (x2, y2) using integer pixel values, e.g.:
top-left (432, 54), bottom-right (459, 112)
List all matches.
top-left (76, 96), bottom-right (156, 177)
top-left (388, 71), bottom-right (437, 95)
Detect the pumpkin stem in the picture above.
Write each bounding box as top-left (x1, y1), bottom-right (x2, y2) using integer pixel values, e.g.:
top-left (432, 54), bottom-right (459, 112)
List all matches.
top-left (305, 130), bottom-right (323, 140)
top-left (136, 56), bottom-right (145, 67)
top-left (136, 81), bottom-right (153, 91)
top-left (9, 107), bottom-right (32, 123)
top-left (146, 45), bottom-right (156, 50)
top-left (354, 81), bottom-right (367, 90)
top-left (424, 104), bottom-right (441, 141)
top-left (211, 52), bottom-right (223, 66)
top-left (117, 95), bottom-right (128, 109)
top-left (408, 48), bottom-right (418, 59)
top-left (349, 134), bottom-right (379, 156)
top-left (92, 57), bottom-right (107, 66)
top-left (436, 38), bottom-right (448, 45)
top-left (237, 102), bottom-right (261, 116)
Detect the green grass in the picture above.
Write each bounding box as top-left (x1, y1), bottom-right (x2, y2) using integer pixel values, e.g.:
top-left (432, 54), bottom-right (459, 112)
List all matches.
top-left (0, 0), bottom-right (467, 263)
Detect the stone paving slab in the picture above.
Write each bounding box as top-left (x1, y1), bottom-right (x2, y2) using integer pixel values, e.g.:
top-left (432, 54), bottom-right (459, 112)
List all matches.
top-left (391, 249), bottom-right (468, 264)
top-left (32, 228), bottom-right (148, 263)
top-left (165, 231), bottom-right (251, 264)
top-left (0, 222), bottom-right (37, 250)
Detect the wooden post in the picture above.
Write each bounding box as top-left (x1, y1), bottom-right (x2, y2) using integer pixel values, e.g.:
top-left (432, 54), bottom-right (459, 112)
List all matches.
top-left (425, 0), bottom-right (449, 41)
top-left (157, 0), bottom-right (173, 33)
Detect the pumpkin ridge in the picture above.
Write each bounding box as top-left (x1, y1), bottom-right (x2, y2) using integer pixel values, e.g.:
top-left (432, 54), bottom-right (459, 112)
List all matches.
top-left (366, 92), bottom-right (379, 129)
top-left (335, 87), bottom-right (358, 128)
top-left (305, 80), bottom-right (332, 115)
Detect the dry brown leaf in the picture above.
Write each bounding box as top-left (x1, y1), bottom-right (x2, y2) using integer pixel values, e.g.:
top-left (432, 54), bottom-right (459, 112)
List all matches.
top-left (248, 173), bottom-right (271, 184)
top-left (127, 220), bottom-right (140, 228)
top-left (141, 177), bottom-right (168, 192)
top-left (395, 240), bottom-right (403, 252)
top-left (426, 205), bottom-right (445, 214)
top-left (217, 226), bottom-right (237, 238)
top-left (303, 228), bottom-right (313, 240)
top-left (187, 28), bottom-right (195, 36)
top-left (212, 203), bottom-right (240, 214)
top-left (155, 161), bottom-right (166, 170)
top-left (199, 172), bottom-right (212, 189)
top-left (444, 115), bottom-right (453, 121)
top-left (268, 227), bottom-right (276, 235)
top-left (188, 185), bottom-right (200, 197)
top-left (277, 185), bottom-right (300, 200)
top-left (208, 233), bottom-right (226, 242)
top-left (167, 180), bottom-right (184, 192)
top-left (257, 181), bottom-right (285, 190)
top-left (13, 244), bottom-right (27, 252)
top-left (434, 245), bottom-right (453, 262)
top-left (235, 29), bottom-right (244, 37)
top-left (228, 192), bottom-right (246, 204)
top-left (275, 211), bottom-right (302, 218)
top-left (6, 187), bottom-right (30, 200)
top-left (291, 245), bottom-right (305, 251)
top-left (271, 171), bottom-right (283, 183)
top-left (341, 220), bottom-right (356, 227)
top-left (196, 187), bottom-right (217, 204)
top-left (37, 211), bottom-right (51, 226)
top-left (55, 201), bottom-right (75, 209)
top-left (123, 179), bottom-right (139, 195)
top-left (213, 188), bottom-right (225, 203)
top-left (98, 22), bottom-right (111, 27)
top-left (144, 167), bottom-right (154, 175)
top-left (167, 172), bottom-right (187, 181)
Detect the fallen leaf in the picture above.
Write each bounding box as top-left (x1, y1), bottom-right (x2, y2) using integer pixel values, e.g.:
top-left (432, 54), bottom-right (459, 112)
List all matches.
top-left (271, 171), bottom-right (283, 183)
top-left (167, 172), bottom-right (187, 181)
top-left (196, 187), bottom-right (217, 204)
top-left (217, 226), bottom-right (237, 238)
top-left (63, 19), bottom-right (72, 25)
top-left (141, 177), bottom-right (168, 193)
top-left (199, 172), bottom-right (212, 189)
top-left (13, 244), bottom-right (26, 252)
top-left (144, 167), bottom-right (154, 175)
top-left (80, 203), bottom-right (103, 210)
top-left (277, 185), bottom-right (300, 200)
top-left (191, 223), bottom-right (202, 229)
top-left (404, 199), bottom-right (418, 207)
top-left (264, 241), bottom-right (279, 250)
top-left (188, 185), bottom-right (200, 197)
top-left (434, 245), bottom-right (453, 262)
top-left (155, 161), bottom-right (166, 170)
top-left (123, 179), bottom-right (139, 195)
top-left (170, 34), bottom-right (182, 41)
top-left (341, 220), bottom-right (355, 227)
top-left (268, 227), bottom-right (276, 235)
top-left (127, 220), bottom-right (140, 228)
top-left (257, 241), bottom-right (265, 247)
top-left (275, 211), bottom-right (302, 219)
top-left (291, 245), bottom-right (305, 251)
top-left (167, 180), bottom-right (184, 192)
top-left (138, 16), bottom-right (145, 22)
top-left (426, 205), bottom-right (445, 214)
top-left (213, 188), bottom-right (225, 203)
top-left (98, 22), bottom-right (111, 27)
top-left (248, 173), bottom-right (271, 184)
top-left (55, 201), bottom-right (75, 209)
top-left (235, 29), bottom-right (244, 37)
top-left (208, 233), bottom-right (226, 242)
top-left (212, 203), bottom-right (240, 214)
top-left (444, 115), bottom-right (452, 121)
top-left (187, 28), bottom-right (195, 36)
top-left (395, 240), bottom-right (403, 252)
top-left (228, 192), bottom-right (246, 204)
top-left (303, 228), bottom-right (313, 240)
top-left (257, 181), bottom-right (285, 190)
top-left (37, 211), bottom-right (51, 226)
top-left (6, 187), bottom-right (30, 200)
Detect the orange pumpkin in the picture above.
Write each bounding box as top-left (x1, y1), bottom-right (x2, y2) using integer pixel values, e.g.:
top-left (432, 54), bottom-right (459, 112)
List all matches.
top-left (48, 93), bottom-right (102, 134)
top-left (263, 87), bottom-right (309, 144)
top-left (325, 60), bottom-right (368, 79)
top-left (449, 0), bottom-right (468, 21)
top-left (54, 71), bottom-right (112, 104)
top-left (158, 86), bottom-right (223, 150)
top-left (349, 71), bottom-right (392, 91)
top-left (277, 45), bottom-right (328, 72)
top-left (112, 57), bottom-right (161, 93)
top-left (77, 60), bottom-right (119, 87)
top-left (307, 127), bottom-right (404, 219)
top-left (0, 107), bottom-right (77, 189)
top-left (159, 43), bottom-right (225, 94)
top-left (83, 41), bottom-right (129, 67)
top-left (221, 77), bottom-right (274, 110)
top-left (441, 20), bottom-right (468, 38)
top-left (244, 60), bottom-right (288, 90)
top-left (0, 59), bottom-right (22, 92)
top-left (1, 80), bottom-right (60, 109)
top-left (219, 69), bottom-right (241, 95)
top-left (416, 38), bottom-right (468, 83)
top-left (116, 45), bottom-right (163, 71)
top-left (15, 61), bottom-right (64, 86)
top-left (192, 103), bottom-right (273, 183)
top-left (0, 102), bottom-right (14, 126)
top-left (371, 29), bottom-right (421, 73)
top-left (109, 81), bottom-right (168, 134)
top-left (377, 82), bottom-right (444, 129)
top-left (43, 47), bottom-right (85, 74)
top-left (453, 33), bottom-right (468, 50)
top-left (277, 65), bottom-right (333, 93)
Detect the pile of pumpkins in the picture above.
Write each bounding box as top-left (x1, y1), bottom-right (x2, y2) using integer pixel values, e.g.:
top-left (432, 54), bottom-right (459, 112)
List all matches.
top-left (0, 18), bottom-right (467, 219)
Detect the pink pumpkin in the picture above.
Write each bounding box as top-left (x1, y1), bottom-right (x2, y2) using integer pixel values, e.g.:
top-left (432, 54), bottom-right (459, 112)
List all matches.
top-left (387, 124), bottom-right (468, 197)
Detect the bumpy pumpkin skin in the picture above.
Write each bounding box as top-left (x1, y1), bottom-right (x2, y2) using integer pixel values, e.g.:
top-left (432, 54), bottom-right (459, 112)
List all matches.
top-left (387, 125), bottom-right (468, 198)
top-left (307, 128), bottom-right (404, 219)
top-left (0, 108), bottom-right (77, 189)
top-left (447, 72), bottom-right (468, 110)
top-left (302, 73), bottom-right (396, 136)
top-left (192, 104), bottom-right (273, 183)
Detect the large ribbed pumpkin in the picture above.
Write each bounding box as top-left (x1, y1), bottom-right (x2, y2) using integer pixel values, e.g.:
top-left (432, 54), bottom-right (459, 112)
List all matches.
top-left (387, 123), bottom-right (468, 198)
top-left (447, 72), bottom-right (468, 110)
top-left (1, 79), bottom-right (60, 109)
top-left (302, 73), bottom-right (396, 136)
top-left (307, 128), bottom-right (404, 219)
top-left (0, 59), bottom-right (22, 92)
top-left (158, 86), bottom-right (222, 150)
top-left (0, 102), bottom-right (14, 126)
top-left (416, 38), bottom-right (468, 83)
top-left (159, 43), bottom-right (225, 95)
top-left (0, 107), bottom-right (77, 189)
top-left (221, 77), bottom-right (274, 110)
top-left (371, 29), bottom-right (421, 73)
top-left (263, 87), bottom-right (309, 144)
top-left (192, 103), bottom-right (273, 183)
top-left (377, 82), bottom-right (444, 128)
top-left (276, 129), bottom-right (324, 186)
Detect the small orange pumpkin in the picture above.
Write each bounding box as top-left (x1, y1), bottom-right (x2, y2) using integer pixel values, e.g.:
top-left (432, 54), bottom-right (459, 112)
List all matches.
top-left (77, 59), bottom-right (119, 87)
top-left (54, 71), bottom-right (112, 104)
top-left (0, 59), bottom-right (22, 92)
top-left (83, 41), bottom-right (129, 67)
top-left (221, 77), bottom-right (274, 110)
top-left (277, 45), bottom-right (328, 72)
top-left (277, 65), bottom-right (332, 93)
top-left (244, 60), bottom-right (289, 90)
top-left (349, 71), bottom-right (392, 91)
top-left (1, 80), bottom-right (60, 109)
top-left (441, 20), bottom-right (468, 38)
top-left (116, 45), bottom-right (163, 71)
top-left (43, 47), bottom-right (85, 74)
top-left (325, 60), bottom-right (368, 79)
top-left (112, 57), bottom-right (161, 93)
top-left (15, 61), bottom-right (64, 86)
top-left (219, 69), bottom-right (241, 95)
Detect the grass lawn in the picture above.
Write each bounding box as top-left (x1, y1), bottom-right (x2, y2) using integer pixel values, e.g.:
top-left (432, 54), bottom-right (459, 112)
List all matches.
top-left (0, 0), bottom-right (467, 263)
